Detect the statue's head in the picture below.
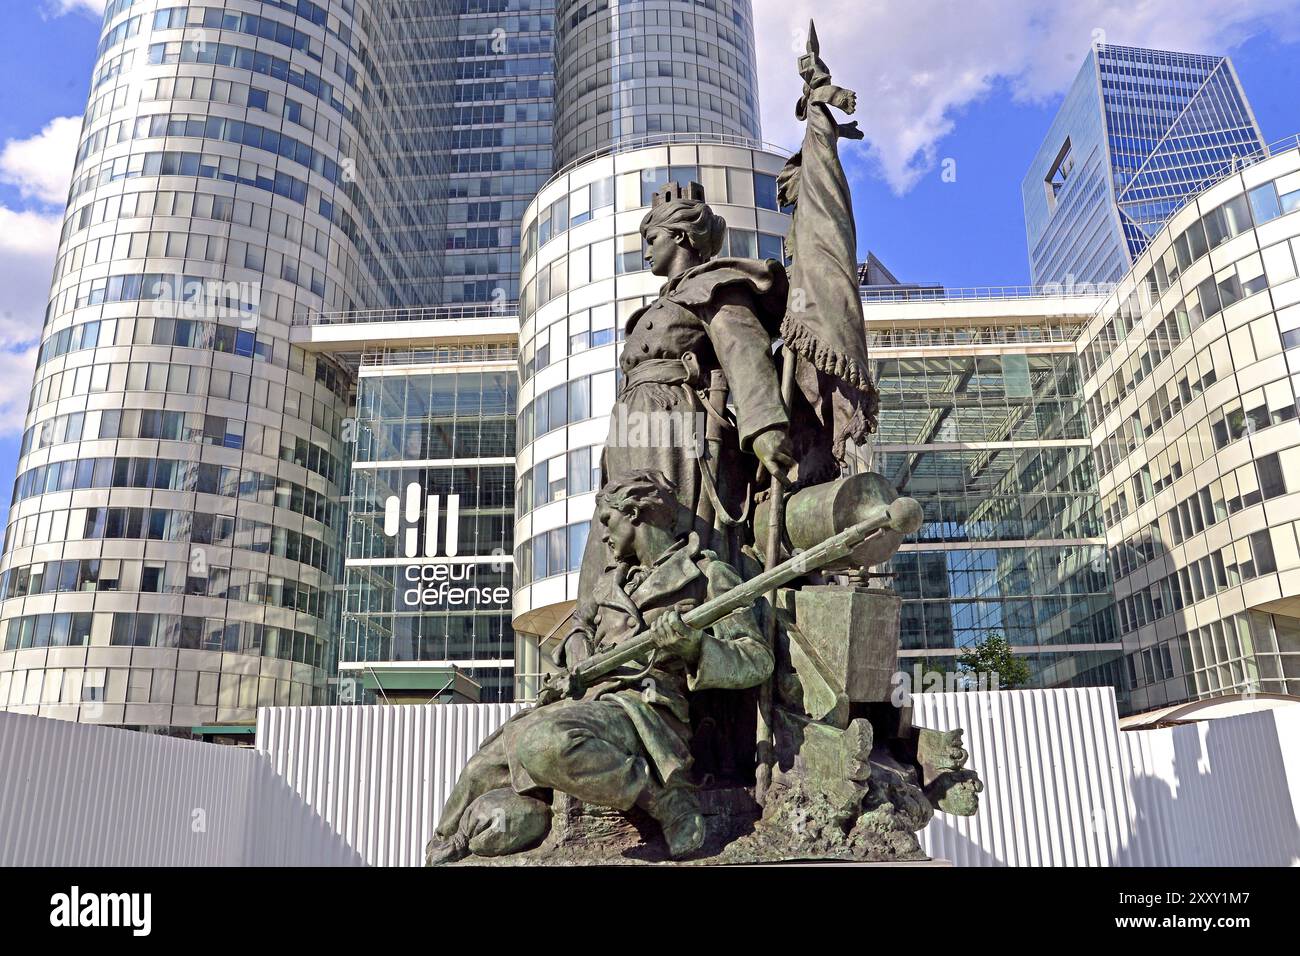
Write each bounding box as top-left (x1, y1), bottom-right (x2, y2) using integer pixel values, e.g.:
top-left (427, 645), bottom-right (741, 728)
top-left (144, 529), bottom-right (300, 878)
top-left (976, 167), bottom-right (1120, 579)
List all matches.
top-left (639, 181), bottom-right (727, 277)
top-left (594, 469), bottom-right (682, 563)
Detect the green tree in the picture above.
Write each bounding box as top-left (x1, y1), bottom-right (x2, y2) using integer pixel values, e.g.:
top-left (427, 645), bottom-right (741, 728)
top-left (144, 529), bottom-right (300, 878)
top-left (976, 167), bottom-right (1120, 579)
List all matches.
top-left (956, 632), bottom-right (1031, 690)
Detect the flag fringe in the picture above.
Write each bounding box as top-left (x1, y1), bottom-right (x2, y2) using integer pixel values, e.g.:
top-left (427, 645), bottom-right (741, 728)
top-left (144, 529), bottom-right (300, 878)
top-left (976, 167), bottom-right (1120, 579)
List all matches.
top-left (780, 317), bottom-right (874, 393)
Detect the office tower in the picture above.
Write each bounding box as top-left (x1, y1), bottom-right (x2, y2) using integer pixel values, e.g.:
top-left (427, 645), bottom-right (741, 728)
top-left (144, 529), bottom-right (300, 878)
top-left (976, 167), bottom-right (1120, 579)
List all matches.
top-left (443, 1), bottom-right (556, 305)
top-left (551, 0), bottom-right (762, 169)
top-left (1023, 44), bottom-right (1265, 287)
top-left (1078, 144), bottom-right (1300, 713)
top-left (333, 2), bottom-right (555, 704)
top-left (337, 2), bottom-right (771, 703)
top-left (0, 0), bottom-right (451, 728)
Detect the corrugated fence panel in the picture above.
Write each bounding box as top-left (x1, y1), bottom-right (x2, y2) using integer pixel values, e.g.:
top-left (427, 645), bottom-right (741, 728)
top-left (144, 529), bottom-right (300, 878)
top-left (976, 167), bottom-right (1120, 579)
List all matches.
top-left (912, 688), bottom-right (1135, 867)
top-left (6, 695), bottom-right (1294, 866)
top-left (255, 703), bottom-right (523, 867)
top-left (1118, 709), bottom-right (1300, 866)
top-left (0, 711), bottom-right (362, 866)
top-left (914, 689), bottom-right (1300, 866)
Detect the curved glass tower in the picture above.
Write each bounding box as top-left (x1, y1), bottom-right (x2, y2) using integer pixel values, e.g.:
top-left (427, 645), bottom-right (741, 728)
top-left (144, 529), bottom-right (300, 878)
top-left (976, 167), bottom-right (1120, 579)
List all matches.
top-left (551, 0), bottom-right (762, 169)
top-left (0, 0), bottom-right (446, 729)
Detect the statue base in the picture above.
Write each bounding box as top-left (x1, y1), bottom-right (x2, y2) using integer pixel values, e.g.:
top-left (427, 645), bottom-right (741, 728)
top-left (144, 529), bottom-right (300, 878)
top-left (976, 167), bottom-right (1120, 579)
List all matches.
top-left (448, 774), bottom-right (931, 866)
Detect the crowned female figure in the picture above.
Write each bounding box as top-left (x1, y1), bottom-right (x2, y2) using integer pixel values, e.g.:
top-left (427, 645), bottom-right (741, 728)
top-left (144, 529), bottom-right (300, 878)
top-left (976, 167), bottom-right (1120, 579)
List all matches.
top-left (559, 181), bottom-right (796, 667)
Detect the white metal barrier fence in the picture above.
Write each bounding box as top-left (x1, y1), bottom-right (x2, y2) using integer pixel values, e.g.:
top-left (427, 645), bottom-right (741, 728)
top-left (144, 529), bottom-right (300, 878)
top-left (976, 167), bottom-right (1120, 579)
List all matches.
top-left (0, 711), bottom-right (362, 866)
top-left (255, 702), bottom-right (522, 867)
top-left (255, 688), bottom-right (1300, 867)
top-left (2, 689), bottom-right (1295, 866)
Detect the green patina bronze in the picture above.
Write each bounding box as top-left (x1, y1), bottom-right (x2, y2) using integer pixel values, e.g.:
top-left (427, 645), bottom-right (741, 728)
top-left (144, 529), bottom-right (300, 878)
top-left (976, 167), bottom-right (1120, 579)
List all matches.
top-left (425, 20), bottom-right (983, 867)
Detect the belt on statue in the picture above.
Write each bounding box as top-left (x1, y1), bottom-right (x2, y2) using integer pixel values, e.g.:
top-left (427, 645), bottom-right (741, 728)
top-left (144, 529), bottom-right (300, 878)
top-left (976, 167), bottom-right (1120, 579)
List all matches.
top-left (621, 358), bottom-right (695, 390)
top-left (617, 355), bottom-right (748, 529)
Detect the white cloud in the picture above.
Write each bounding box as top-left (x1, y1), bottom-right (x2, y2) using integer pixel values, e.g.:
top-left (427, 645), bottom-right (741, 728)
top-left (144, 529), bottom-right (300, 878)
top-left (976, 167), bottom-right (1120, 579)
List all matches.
top-left (754, 0), bottom-right (1300, 194)
top-left (44, 0), bottom-right (107, 17)
top-left (0, 115), bottom-right (80, 206)
top-left (0, 202), bottom-right (59, 433)
top-left (0, 119), bottom-right (78, 433)
top-left (0, 345), bottom-right (39, 436)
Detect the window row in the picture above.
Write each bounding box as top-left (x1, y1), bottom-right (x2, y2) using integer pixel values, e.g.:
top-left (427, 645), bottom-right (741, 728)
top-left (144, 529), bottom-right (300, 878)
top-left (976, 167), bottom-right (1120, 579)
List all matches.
top-left (1081, 170), bottom-right (1300, 384)
top-left (0, 662), bottom-right (319, 711)
top-left (86, 69), bottom-right (325, 145)
top-left (58, 226), bottom-right (329, 305)
top-left (1088, 245), bottom-right (1279, 430)
top-left (522, 226), bottom-right (784, 317)
top-left (517, 444), bottom-right (603, 516)
top-left (1116, 528), bottom-right (1282, 634)
top-left (355, 370), bottom-right (515, 421)
top-left (27, 406), bottom-right (245, 455)
top-left (28, 363), bottom-right (347, 477)
top-left (1109, 451), bottom-right (1290, 579)
top-left (75, 506), bottom-right (337, 574)
top-left (145, 40), bottom-right (347, 119)
top-left (75, 110), bottom-right (348, 193)
top-left (12, 456), bottom-right (341, 528)
top-left (0, 558), bottom-right (331, 620)
top-left (70, 146), bottom-right (310, 209)
top-left (514, 521), bottom-right (591, 586)
top-left (521, 299), bottom-right (634, 383)
top-left (1, 611), bottom-right (326, 670)
top-left (1093, 317), bottom-right (1288, 480)
top-left (348, 465), bottom-right (515, 512)
top-left (523, 164), bottom-right (781, 266)
top-left (517, 371), bottom-right (617, 446)
top-left (354, 418), bottom-right (516, 464)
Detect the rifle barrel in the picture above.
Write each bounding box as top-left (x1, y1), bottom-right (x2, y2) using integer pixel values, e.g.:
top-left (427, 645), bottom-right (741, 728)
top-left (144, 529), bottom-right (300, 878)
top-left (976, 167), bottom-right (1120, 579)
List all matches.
top-left (567, 498), bottom-right (921, 685)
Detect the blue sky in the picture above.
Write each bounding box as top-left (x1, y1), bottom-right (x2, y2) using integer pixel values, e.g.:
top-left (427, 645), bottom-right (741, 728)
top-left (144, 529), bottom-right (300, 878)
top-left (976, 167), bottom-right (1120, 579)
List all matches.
top-left (0, 0), bottom-right (1299, 505)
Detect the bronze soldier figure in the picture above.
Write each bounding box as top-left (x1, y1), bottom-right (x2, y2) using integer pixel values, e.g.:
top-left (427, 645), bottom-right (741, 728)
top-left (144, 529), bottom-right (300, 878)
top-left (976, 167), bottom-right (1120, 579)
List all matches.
top-left (427, 470), bottom-right (772, 863)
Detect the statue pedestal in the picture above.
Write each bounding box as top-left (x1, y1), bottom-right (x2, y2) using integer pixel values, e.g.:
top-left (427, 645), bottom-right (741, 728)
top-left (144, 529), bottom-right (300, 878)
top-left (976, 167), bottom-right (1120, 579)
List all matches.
top-left (451, 785), bottom-right (940, 866)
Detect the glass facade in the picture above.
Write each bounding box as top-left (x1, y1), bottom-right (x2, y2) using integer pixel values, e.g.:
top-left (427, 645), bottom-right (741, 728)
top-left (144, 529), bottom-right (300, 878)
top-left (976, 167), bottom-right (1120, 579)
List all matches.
top-left (1079, 147), bottom-right (1300, 713)
top-left (0, 0), bottom-right (453, 728)
top-left (551, 0), bottom-right (762, 169)
top-left (1023, 44), bottom-right (1265, 287)
top-left (442, 0), bottom-right (555, 305)
top-left (339, 363), bottom-right (518, 702)
top-left (863, 302), bottom-right (1124, 698)
top-left (336, 2), bottom-right (767, 705)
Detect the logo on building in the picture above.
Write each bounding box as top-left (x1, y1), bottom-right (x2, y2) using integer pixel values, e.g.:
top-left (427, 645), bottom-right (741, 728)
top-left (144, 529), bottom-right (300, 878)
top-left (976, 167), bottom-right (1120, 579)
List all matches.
top-left (383, 482), bottom-right (510, 610)
top-left (384, 482), bottom-right (461, 558)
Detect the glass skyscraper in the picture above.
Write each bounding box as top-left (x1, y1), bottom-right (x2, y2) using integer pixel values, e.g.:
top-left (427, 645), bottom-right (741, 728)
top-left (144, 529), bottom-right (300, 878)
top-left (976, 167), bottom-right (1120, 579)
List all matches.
top-left (336, 1), bottom-right (767, 705)
top-left (0, 0), bottom-right (461, 728)
top-left (1078, 145), bottom-right (1300, 712)
top-left (551, 0), bottom-right (762, 169)
top-left (442, 0), bottom-right (555, 305)
top-left (1023, 44), bottom-right (1266, 287)
top-left (332, 2), bottom-right (555, 704)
